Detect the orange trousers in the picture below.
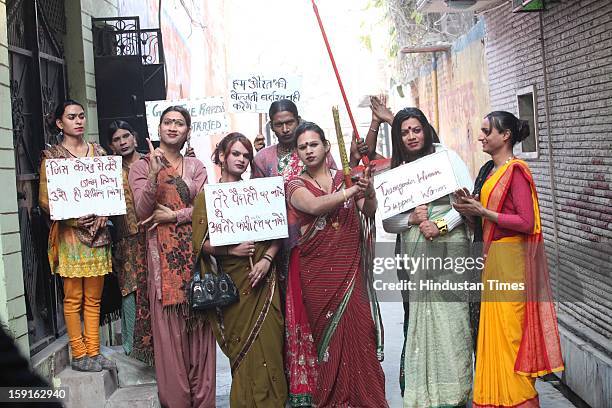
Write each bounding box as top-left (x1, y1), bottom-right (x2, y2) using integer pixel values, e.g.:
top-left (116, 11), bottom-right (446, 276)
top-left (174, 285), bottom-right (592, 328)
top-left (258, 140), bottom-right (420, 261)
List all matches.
top-left (62, 276), bottom-right (104, 358)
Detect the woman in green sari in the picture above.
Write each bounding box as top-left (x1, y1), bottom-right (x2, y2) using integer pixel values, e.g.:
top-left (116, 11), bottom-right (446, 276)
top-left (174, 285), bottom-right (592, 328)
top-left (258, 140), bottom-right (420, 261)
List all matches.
top-left (192, 133), bottom-right (287, 407)
top-left (383, 108), bottom-right (474, 408)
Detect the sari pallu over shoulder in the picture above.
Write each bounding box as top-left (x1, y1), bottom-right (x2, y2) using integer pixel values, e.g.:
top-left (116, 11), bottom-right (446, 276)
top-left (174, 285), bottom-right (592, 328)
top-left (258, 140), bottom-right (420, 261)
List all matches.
top-left (480, 159), bottom-right (564, 377)
top-left (285, 173), bottom-right (385, 407)
top-left (192, 192), bottom-right (287, 405)
top-left (191, 192), bottom-right (277, 370)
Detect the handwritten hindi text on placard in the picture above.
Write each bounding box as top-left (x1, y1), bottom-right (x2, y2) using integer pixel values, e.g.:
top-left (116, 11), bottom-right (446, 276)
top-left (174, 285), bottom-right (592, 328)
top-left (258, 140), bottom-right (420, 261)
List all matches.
top-left (228, 74), bottom-right (302, 113)
top-left (204, 177), bottom-right (289, 246)
top-left (45, 156), bottom-right (126, 220)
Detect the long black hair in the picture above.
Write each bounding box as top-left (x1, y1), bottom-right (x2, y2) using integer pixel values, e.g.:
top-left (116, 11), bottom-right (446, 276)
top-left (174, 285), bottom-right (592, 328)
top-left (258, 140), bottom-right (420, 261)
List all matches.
top-left (54, 99), bottom-right (84, 122)
top-left (107, 120), bottom-right (136, 144)
top-left (292, 121), bottom-right (328, 148)
top-left (51, 99), bottom-right (85, 144)
top-left (390, 107), bottom-right (439, 168)
top-left (53, 99), bottom-right (85, 133)
top-left (484, 111), bottom-right (530, 146)
top-left (269, 99), bottom-right (299, 121)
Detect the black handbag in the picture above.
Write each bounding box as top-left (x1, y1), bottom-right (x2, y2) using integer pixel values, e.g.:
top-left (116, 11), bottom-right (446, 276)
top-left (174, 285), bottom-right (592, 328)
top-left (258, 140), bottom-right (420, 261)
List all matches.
top-left (189, 249), bottom-right (239, 311)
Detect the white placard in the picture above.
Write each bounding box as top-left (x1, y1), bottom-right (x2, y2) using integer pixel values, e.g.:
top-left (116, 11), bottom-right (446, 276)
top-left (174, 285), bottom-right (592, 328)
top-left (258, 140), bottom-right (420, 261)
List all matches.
top-left (45, 156), bottom-right (126, 220)
top-left (145, 97), bottom-right (229, 142)
top-left (204, 177), bottom-right (289, 246)
top-left (228, 73), bottom-right (302, 113)
top-left (374, 150), bottom-right (459, 220)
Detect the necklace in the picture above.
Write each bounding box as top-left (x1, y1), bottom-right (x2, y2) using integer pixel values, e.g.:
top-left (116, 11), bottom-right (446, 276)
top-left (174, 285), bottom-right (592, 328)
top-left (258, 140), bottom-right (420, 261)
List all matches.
top-left (306, 170), bottom-right (341, 230)
top-left (167, 155), bottom-right (183, 177)
top-left (306, 169), bottom-right (332, 192)
top-left (62, 142), bottom-right (89, 158)
top-left (493, 156), bottom-right (515, 171)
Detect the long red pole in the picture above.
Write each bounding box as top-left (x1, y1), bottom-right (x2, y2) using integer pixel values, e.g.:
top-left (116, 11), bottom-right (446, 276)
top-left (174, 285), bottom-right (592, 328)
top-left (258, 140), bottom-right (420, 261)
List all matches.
top-left (311, 0), bottom-right (369, 166)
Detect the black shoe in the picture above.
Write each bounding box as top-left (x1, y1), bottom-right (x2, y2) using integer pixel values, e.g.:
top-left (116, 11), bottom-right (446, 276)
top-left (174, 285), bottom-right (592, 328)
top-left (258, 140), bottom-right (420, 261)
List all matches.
top-left (90, 354), bottom-right (117, 370)
top-left (71, 356), bottom-right (102, 372)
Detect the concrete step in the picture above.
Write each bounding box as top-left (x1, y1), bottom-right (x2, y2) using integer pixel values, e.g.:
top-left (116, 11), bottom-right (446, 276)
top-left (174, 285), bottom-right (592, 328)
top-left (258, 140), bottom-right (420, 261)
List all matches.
top-left (31, 335), bottom-right (70, 384)
top-left (105, 385), bottom-right (159, 408)
top-left (101, 346), bottom-right (156, 388)
top-left (56, 366), bottom-right (118, 408)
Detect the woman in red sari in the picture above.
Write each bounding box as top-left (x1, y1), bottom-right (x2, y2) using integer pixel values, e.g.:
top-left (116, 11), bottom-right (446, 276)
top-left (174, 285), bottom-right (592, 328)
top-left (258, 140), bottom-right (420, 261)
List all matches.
top-left (285, 122), bottom-right (386, 407)
top-left (453, 111), bottom-right (564, 407)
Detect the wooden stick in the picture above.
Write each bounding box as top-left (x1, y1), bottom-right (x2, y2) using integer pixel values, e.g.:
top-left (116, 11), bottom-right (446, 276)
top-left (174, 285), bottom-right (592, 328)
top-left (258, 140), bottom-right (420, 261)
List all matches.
top-left (258, 113), bottom-right (264, 134)
top-left (332, 106), bottom-right (352, 187)
top-left (311, 0), bottom-right (369, 166)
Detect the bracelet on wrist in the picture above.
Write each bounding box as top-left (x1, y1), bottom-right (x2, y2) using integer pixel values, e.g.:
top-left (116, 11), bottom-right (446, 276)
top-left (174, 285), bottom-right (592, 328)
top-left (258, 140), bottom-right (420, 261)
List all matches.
top-left (433, 218), bottom-right (449, 236)
top-left (342, 188), bottom-right (348, 202)
top-left (262, 254), bottom-right (273, 263)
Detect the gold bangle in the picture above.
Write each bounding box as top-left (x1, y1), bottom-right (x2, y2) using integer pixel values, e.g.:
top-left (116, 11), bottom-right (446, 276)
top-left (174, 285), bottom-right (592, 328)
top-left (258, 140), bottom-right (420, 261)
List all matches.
top-left (342, 188), bottom-right (348, 202)
top-left (434, 218), bottom-right (449, 236)
top-left (369, 127), bottom-right (379, 133)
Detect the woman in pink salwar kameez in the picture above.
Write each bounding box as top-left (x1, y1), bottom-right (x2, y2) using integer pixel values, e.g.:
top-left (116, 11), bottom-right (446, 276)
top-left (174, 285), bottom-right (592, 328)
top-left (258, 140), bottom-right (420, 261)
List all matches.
top-left (129, 106), bottom-right (215, 407)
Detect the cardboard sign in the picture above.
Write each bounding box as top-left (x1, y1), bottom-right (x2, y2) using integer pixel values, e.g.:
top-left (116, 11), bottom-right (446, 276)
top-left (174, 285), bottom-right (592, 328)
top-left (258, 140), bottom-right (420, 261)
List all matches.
top-left (145, 97), bottom-right (229, 141)
top-left (374, 150), bottom-right (459, 220)
top-left (45, 156), bottom-right (126, 220)
top-left (204, 177), bottom-right (289, 246)
top-left (228, 74), bottom-right (302, 113)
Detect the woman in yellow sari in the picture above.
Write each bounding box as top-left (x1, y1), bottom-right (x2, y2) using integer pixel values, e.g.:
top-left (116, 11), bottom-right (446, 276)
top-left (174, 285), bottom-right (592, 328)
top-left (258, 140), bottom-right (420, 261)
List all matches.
top-left (192, 133), bottom-right (287, 407)
top-left (453, 111), bottom-right (564, 407)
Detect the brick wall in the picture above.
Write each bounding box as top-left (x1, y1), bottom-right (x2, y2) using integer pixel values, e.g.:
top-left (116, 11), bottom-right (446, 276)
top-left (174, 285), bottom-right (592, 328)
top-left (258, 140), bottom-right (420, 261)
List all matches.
top-left (484, 1), bottom-right (612, 404)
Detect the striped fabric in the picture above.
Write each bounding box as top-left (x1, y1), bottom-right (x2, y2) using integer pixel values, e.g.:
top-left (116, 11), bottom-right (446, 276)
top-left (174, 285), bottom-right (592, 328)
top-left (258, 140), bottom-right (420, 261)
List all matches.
top-left (286, 172), bottom-right (387, 407)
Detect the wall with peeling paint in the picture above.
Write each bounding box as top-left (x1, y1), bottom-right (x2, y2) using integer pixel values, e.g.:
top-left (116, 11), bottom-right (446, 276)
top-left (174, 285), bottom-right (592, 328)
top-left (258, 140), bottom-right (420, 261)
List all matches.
top-left (412, 20), bottom-right (491, 178)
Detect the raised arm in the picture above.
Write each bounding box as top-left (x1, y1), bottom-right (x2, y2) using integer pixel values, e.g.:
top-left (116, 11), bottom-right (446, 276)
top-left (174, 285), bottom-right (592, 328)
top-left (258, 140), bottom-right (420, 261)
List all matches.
top-left (128, 159), bottom-right (158, 221)
top-left (288, 179), bottom-right (362, 216)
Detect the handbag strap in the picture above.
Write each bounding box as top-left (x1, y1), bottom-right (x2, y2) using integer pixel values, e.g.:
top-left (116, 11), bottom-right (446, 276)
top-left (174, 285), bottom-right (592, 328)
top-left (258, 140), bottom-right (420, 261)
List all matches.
top-left (193, 231), bottom-right (222, 283)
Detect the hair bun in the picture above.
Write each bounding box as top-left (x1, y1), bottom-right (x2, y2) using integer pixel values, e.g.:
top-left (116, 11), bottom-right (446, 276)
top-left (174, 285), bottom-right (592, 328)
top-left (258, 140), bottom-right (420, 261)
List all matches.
top-left (518, 119), bottom-right (530, 142)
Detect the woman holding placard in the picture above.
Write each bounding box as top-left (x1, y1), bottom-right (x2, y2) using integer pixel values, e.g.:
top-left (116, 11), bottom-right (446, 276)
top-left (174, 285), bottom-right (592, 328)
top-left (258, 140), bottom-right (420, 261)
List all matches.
top-left (452, 111), bottom-right (564, 408)
top-left (382, 108), bottom-right (474, 407)
top-left (192, 132), bottom-right (287, 407)
top-left (39, 100), bottom-right (114, 372)
top-left (285, 122), bottom-right (386, 407)
top-left (252, 100), bottom-right (338, 310)
top-left (128, 106), bottom-right (214, 407)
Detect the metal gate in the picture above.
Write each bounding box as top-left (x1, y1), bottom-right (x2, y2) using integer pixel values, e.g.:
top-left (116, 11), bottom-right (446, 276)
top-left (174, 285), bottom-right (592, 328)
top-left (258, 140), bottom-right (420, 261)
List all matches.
top-left (92, 16), bottom-right (166, 151)
top-left (7, 0), bottom-right (67, 354)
